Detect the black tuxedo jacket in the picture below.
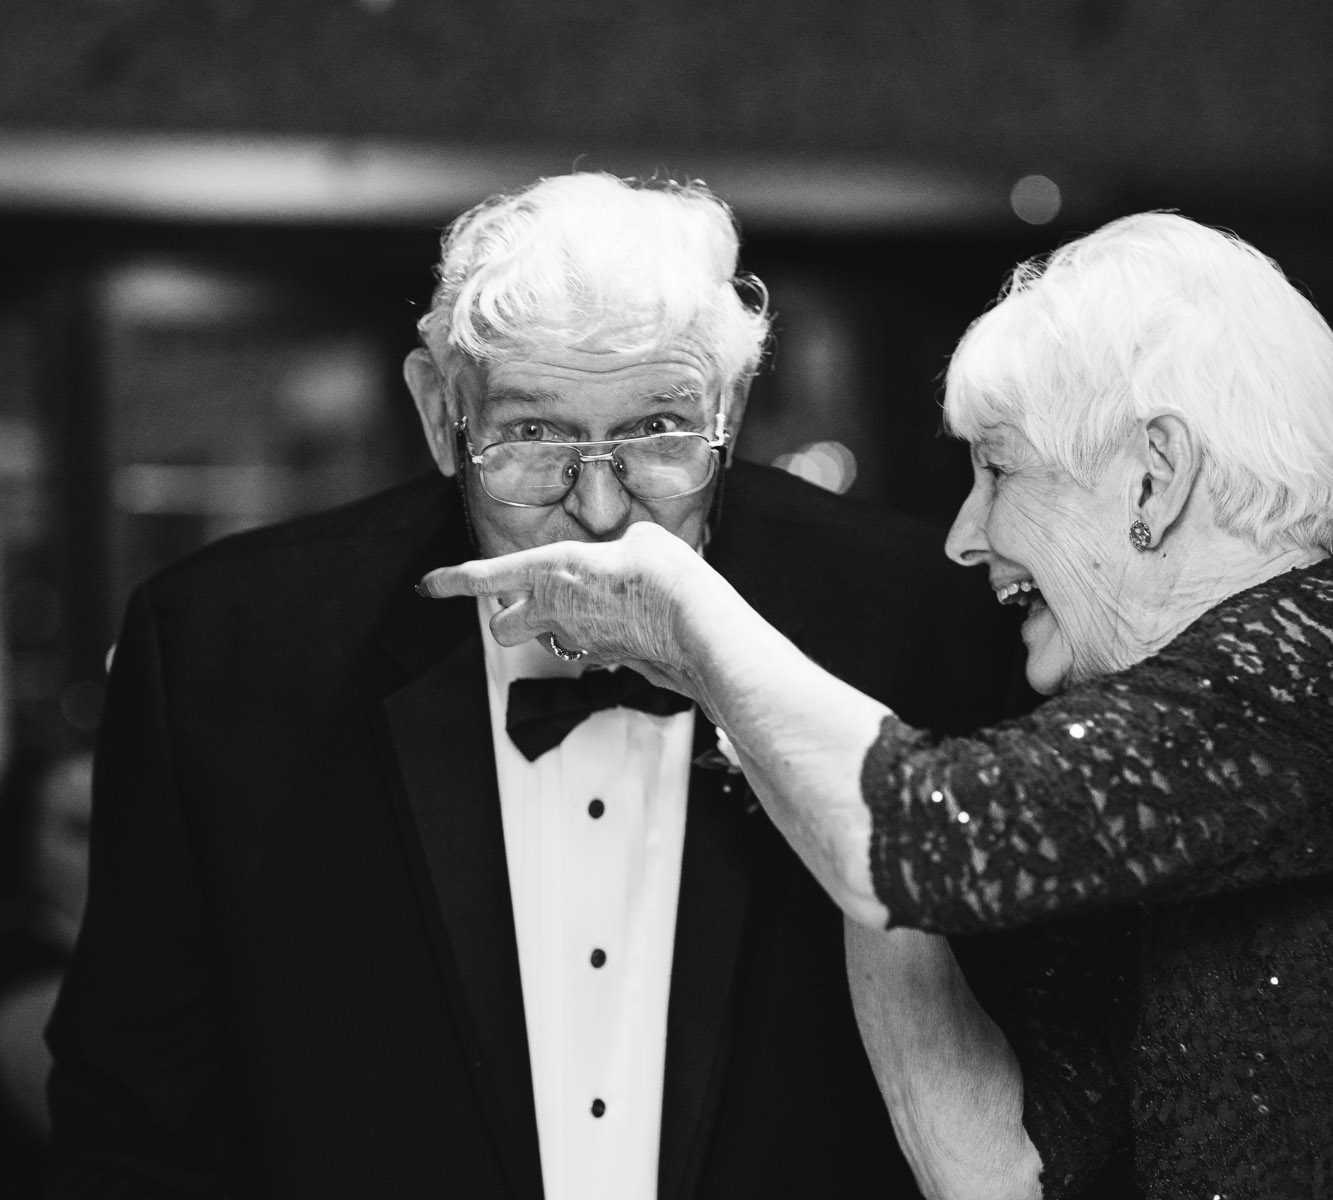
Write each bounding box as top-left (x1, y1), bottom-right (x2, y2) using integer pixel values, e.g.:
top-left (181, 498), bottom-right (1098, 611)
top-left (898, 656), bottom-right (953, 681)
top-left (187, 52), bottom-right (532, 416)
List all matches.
top-left (48, 462), bottom-right (1022, 1198)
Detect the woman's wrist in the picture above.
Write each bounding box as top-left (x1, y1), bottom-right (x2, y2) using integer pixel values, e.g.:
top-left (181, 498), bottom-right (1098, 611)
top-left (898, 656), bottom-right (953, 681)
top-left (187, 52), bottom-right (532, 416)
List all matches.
top-left (670, 555), bottom-right (783, 724)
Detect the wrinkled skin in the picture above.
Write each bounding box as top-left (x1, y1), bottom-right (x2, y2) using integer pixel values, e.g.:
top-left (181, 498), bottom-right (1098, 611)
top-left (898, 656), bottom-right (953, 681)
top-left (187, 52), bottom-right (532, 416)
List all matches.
top-left (405, 334), bottom-right (744, 561)
top-left (945, 425), bottom-right (1145, 694)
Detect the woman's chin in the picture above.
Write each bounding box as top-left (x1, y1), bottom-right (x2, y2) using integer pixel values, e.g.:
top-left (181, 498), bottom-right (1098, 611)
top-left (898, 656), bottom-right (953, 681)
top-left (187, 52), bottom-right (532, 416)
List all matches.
top-left (1024, 666), bottom-right (1065, 696)
top-left (1020, 602), bottom-right (1070, 695)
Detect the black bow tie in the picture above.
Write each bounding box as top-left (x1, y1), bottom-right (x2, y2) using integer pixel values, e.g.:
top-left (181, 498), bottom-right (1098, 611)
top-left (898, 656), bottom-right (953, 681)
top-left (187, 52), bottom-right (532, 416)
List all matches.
top-left (506, 669), bottom-right (693, 762)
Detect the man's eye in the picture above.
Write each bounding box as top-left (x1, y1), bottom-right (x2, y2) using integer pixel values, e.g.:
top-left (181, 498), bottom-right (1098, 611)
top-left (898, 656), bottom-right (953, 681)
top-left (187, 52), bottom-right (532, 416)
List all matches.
top-left (507, 421), bottom-right (547, 441)
top-left (984, 463), bottom-right (1007, 480)
top-left (641, 415), bottom-right (682, 436)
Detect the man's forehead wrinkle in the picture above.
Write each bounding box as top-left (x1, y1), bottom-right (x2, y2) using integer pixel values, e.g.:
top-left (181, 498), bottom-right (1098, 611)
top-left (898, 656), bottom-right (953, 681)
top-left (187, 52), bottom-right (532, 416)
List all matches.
top-left (484, 384), bottom-right (705, 408)
top-left (501, 358), bottom-right (706, 380)
top-left (487, 331), bottom-right (715, 371)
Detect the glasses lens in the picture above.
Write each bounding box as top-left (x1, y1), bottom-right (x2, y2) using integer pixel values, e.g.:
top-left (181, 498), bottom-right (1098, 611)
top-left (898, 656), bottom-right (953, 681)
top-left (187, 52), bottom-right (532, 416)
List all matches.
top-left (615, 434), bottom-right (716, 500)
top-left (479, 442), bottom-right (580, 505)
top-left (475, 433), bottom-right (719, 506)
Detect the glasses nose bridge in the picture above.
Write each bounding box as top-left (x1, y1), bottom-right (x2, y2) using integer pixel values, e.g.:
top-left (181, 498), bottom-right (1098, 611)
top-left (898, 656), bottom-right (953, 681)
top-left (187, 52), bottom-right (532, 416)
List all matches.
top-left (572, 446), bottom-right (621, 467)
top-left (565, 445), bottom-right (627, 494)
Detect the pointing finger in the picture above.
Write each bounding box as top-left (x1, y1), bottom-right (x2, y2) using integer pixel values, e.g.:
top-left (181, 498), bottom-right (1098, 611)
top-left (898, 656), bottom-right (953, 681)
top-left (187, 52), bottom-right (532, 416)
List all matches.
top-left (416, 540), bottom-right (597, 600)
top-left (415, 565), bottom-right (481, 599)
top-left (417, 557), bottom-right (530, 600)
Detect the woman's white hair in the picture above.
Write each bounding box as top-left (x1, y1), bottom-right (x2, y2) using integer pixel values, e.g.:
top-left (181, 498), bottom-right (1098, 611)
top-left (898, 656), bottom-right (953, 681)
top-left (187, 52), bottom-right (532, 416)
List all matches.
top-left (417, 172), bottom-right (770, 413)
top-left (945, 212), bottom-right (1333, 552)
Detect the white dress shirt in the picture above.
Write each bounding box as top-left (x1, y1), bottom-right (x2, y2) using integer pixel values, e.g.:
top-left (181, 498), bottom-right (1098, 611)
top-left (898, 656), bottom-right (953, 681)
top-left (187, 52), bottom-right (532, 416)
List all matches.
top-left (479, 601), bottom-right (694, 1200)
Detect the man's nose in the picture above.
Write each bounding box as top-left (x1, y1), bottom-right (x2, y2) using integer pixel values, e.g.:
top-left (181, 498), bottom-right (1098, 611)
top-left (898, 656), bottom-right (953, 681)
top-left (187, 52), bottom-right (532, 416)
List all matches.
top-left (564, 459), bottom-right (633, 537)
top-left (944, 485), bottom-right (989, 566)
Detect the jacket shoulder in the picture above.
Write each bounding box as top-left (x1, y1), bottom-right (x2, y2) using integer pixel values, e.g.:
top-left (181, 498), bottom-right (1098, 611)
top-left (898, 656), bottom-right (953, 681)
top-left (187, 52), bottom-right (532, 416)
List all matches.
top-left (722, 459), bottom-right (1029, 732)
top-left (723, 459), bottom-right (955, 578)
top-left (143, 474), bottom-right (452, 599)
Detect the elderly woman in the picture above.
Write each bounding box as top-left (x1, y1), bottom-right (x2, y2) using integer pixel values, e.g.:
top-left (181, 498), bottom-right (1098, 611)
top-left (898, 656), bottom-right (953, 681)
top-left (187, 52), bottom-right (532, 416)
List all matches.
top-left (421, 213), bottom-right (1333, 1198)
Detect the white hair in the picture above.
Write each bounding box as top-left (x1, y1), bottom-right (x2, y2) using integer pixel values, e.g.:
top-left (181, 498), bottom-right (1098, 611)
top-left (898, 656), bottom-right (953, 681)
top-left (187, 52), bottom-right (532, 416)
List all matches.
top-left (417, 172), bottom-right (770, 412)
top-left (945, 212), bottom-right (1333, 552)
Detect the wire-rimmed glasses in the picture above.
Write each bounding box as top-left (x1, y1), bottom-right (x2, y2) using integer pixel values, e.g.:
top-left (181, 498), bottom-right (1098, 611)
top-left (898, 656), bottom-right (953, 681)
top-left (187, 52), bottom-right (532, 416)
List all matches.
top-left (455, 413), bottom-right (729, 508)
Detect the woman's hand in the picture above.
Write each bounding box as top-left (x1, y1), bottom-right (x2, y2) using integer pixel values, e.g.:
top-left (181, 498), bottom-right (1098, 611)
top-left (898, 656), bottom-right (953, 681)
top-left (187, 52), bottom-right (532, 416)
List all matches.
top-left (420, 518), bottom-right (894, 928)
top-left (416, 521), bottom-right (729, 698)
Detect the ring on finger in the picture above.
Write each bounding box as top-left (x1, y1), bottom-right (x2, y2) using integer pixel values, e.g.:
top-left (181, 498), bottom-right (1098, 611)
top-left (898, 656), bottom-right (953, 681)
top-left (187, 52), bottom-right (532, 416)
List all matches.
top-left (543, 632), bottom-right (587, 663)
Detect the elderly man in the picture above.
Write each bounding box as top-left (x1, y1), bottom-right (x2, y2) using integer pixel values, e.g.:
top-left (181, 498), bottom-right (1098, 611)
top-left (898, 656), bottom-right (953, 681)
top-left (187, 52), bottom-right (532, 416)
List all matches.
top-left (47, 173), bottom-right (1021, 1198)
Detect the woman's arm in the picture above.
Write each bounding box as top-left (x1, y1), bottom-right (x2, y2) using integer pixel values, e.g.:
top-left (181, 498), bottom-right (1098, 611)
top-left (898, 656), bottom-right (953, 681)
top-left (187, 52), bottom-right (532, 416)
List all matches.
top-left (421, 521), bottom-right (1333, 935)
top-left (421, 521), bottom-right (896, 924)
top-left (846, 924), bottom-right (1041, 1200)
top-left (688, 586), bottom-right (895, 924)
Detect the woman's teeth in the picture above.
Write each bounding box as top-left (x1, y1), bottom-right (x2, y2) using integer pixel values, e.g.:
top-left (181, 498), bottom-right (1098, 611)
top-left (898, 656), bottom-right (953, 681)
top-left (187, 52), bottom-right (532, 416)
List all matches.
top-left (996, 580), bottom-right (1037, 606)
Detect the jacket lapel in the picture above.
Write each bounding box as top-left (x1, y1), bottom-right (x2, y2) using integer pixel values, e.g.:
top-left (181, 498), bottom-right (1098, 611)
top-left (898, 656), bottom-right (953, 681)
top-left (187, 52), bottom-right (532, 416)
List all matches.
top-left (657, 713), bottom-right (755, 1200)
top-left (379, 588), bottom-right (542, 1199)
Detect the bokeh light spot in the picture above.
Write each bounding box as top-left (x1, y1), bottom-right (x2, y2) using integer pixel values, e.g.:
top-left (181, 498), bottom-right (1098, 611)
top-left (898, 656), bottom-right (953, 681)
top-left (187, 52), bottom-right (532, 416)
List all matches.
top-left (1010, 174), bottom-right (1062, 225)
top-left (772, 440), bottom-right (858, 495)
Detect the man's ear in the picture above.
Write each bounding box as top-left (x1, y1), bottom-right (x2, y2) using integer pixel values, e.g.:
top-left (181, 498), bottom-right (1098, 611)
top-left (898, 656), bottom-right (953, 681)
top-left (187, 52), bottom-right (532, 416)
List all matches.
top-left (1134, 412), bottom-right (1201, 548)
top-left (403, 348), bottom-right (456, 476)
top-left (721, 376), bottom-right (754, 468)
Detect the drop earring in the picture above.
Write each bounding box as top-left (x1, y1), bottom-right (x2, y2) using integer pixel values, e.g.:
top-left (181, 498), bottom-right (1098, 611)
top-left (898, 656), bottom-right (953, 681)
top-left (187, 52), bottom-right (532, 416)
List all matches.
top-left (1129, 519), bottom-right (1152, 552)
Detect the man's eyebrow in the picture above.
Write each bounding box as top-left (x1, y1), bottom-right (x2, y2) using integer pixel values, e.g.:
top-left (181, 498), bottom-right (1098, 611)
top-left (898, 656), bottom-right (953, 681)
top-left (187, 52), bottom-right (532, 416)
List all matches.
top-left (645, 384), bottom-right (706, 406)
top-left (483, 386), bottom-right (564, 407)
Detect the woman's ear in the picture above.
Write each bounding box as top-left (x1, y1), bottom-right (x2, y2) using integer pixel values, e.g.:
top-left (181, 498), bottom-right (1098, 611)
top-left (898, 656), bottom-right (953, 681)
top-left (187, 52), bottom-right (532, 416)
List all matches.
top-left (1135, 413), bottom-right (1201, 548)
top-left (403, 348), bottom-right (457, 476)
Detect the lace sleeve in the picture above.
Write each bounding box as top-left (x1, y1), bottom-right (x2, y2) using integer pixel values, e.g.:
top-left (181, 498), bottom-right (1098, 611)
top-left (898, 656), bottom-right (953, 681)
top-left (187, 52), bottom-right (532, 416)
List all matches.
top-left (864, 589), bottom-right (1333, 936)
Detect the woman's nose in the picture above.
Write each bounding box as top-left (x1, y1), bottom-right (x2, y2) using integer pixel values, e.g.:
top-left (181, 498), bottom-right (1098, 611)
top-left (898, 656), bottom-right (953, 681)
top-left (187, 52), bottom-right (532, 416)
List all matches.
top-left (944, 485), bottom-right (990, 566)
top-left (564, 458), bottom-right (632, 537)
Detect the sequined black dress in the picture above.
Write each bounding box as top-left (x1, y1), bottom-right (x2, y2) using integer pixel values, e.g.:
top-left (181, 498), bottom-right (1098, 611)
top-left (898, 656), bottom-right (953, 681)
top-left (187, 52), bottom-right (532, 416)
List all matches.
top-left (863, 558), bottom-right (1333, 1199)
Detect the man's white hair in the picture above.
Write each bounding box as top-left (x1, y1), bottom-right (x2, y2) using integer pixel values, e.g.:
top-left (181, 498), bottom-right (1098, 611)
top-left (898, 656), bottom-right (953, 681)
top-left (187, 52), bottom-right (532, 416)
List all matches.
top-left (417, 172), bottom-right (770, 413)
top-left (945, 212), bottom-right (1333, 552)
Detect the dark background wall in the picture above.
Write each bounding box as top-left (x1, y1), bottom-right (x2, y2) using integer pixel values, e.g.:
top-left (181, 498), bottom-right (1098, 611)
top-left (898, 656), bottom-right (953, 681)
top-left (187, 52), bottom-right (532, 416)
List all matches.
top-left (3, 0), bottom-right (1331, 196)
top-left (0, 0), bottom-right (1330, 754)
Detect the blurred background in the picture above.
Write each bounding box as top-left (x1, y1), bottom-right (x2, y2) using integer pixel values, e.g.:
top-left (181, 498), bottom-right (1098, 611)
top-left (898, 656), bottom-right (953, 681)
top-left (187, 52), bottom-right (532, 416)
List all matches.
top-left (0, 0), bottom-right (1330, 1180)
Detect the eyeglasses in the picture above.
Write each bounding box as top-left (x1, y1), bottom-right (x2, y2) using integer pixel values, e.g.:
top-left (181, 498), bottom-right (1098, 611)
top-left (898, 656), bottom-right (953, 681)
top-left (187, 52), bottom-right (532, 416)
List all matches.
top-left (456, 414), bottom-right (730, 508)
